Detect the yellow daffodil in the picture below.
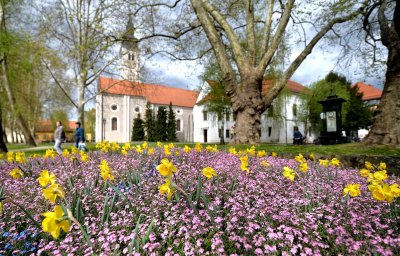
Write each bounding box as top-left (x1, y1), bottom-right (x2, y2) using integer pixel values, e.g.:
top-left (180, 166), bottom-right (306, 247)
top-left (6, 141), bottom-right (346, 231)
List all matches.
top-left (246, 146), bottom-right (256, 156)
top-left (389, 183), bottom-right (400, 198)
top-left (41, 205), bottom-right (70, 239)
top-left (309, 153), bottom-right (315, 161)
top-left (365, 161), bottom-right (374, 170)
top-left (194, 142), bottom-right (202, 152)
top-left (372, 170), bottom-right (388, 181)
top-left (183, 145), bottom-right (191, 153)
top-left (111, 142), bottom-right (120, 151)
top-left (123, 142), bottom-right (131, 150)
top-left (62, 149), bottom-right (70, 157)
top-left (80, 151), bottom-right (89, 162)
top-left (202, 167), bottom-right (217, 179)
top-left (261, 160), bottom-right (270, 167)
top-left (142, 141), bottom-right (148, 149)
top-left (359, 168), bottom-right (370, 177)
top-left (378, 162), bottom-right (386, 171)
top-left (99, 160), bottom-right (114, 181)
top-left (136, 145), bottom-right (144, 154)
top-left (295, 154), bottom-right (305, 163)
top-left (42, 184), bottom-right (65, 203)
top-left (330, 158), bottom-right (341, 166)
top-left (156, 141), bottom-right (163, 147)
top-left (229, 147), bottom-right (238, 155)
top-left (283, 167), bottom-right (295, 181)
top-left (38, 170), bottom-right (57, 187)
top-left (206, 145), bottom-right (218, 152)
top-left (0, 153), bottom-right (4, 159)
top-left (148, 148), bottom-right (155, 155)
top-left (240, 155), bottom-right (249, 173)
top-left (271, 152), bottom-right (278, 157)
top-left (15, 152), bottom-right (26, 163)
top-left (7, 152), bottom-right (14, 162)
top-left (163, 145), bottom-right (171, 156)
top-left (0, 201), bottom-right (3, 214)
top-left (299, 162), bottom-right (308, 172)
top-left (71, 147), bottom-right (78, 154)
top-left (156, 158), bottom-right (177, 177)
top-left (9, 168), bottom-right (24, 179)
top-left (159, 178), bottom-right (174, 200)
top-left (44, 149), bottom-right (57, 158)
top-left (121, 149), bottom-right (128, 155)
top-left (319, 159), bottom-right (329, 167)
top-left (257, 150), bottom-right (267, 158)
top-left (343, 183), bottom-right (361, 197)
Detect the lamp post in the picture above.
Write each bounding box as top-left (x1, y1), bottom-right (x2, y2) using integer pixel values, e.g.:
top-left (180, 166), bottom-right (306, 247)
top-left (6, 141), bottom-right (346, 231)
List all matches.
top-left (317, 93), bottom-right (347, 144)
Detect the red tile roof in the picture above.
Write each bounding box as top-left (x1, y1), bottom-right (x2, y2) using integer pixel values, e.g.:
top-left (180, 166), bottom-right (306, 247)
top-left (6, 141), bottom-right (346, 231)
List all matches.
top-left (262, 79), bottom-right (308, 95)
top-left (36, 120), bottom-right (76, 133)
top-left (352, 82), bottom-right (382, 101)
top-left (98, 77), bottom-right (199, 108)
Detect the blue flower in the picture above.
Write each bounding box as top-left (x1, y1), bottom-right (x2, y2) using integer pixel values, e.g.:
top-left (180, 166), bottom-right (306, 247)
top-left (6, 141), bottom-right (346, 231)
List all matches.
top-left (4, 243), bottom-right (12, 250)
top-left (2, 231), bottom-right (9, 238)
top-left (24, 242), bottom-right (31, 249)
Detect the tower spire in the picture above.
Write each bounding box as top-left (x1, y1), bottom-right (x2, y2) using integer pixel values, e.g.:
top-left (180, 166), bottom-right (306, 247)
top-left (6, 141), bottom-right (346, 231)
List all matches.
top-left (119, 14), bottom-right (140, 82)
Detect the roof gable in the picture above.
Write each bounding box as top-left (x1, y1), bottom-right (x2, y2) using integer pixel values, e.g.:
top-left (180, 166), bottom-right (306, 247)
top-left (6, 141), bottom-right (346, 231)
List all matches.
top-left (352, 82), bottom-right (382, 101)
top-left (99, 77), bottom-right (199, 108)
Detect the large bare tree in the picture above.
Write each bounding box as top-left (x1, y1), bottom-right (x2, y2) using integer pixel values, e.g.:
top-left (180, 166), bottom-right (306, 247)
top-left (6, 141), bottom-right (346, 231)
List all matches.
top-left (363, 0), bottom-right (400, 145)
top-left (0, 0), bottom-right (37, 146)
top-left (188, 0), bottom-right (370, 144)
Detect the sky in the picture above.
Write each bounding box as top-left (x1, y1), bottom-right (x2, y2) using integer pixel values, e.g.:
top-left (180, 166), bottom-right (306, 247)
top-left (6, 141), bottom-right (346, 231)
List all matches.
top-left (146, 49), bottom-right (385, 91)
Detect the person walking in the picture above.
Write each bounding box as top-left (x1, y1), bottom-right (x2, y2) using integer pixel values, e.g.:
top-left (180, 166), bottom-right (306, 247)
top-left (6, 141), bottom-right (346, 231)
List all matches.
top-left (54, 121), bottom-right (64, 154)
top-left (74, 122), bottom-right (85, 149)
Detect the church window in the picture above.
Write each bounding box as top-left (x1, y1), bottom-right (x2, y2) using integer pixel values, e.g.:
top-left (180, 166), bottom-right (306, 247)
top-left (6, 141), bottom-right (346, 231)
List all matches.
top-left (176, 108), bottom-right (183, 115)
top-left (203, 111), bottom-right (208, 121)
top-left (134, 106), bottom-right (141, 113)
top-left (111, 117), bottom-right (118, 131)
top-left (293, 104), bottom-right (298, 117)
top-left (111, 104), bottom-right (118, 111)
top-left (176, 119), bottom-right (182, 132)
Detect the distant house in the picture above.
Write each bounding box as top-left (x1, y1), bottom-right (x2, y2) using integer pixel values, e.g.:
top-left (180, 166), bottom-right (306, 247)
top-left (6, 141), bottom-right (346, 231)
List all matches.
top-left (35, 120), bottom-right (76, 143)
top-left (193, 80), bottom-right (315, 144)
top-left (351, 82), bottom-right (383, 139)
top-left (352, 82), bottom-right (382, 108)
top-left (96, 77), bottom-right (198, 143)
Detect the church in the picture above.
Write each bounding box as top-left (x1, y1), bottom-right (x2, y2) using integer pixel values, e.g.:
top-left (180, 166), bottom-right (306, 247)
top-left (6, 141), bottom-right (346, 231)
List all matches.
top-left (95, 18), bottom-right (198, 143)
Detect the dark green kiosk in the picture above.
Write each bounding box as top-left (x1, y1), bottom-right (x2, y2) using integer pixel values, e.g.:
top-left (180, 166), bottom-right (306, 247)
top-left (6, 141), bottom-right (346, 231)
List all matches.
top-left (317, 94), bottom-right (349, 145)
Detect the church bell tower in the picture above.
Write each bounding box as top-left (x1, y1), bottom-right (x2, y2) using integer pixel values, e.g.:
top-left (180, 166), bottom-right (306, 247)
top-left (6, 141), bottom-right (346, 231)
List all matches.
top-left (119, 15), bottom-right (140, 82)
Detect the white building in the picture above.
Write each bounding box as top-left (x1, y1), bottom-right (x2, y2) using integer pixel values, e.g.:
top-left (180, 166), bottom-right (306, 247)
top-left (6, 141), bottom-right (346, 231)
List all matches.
top-left (95, 18), bottom-right (198, 143)
top-left (193, 80), bottom-right (315, 144)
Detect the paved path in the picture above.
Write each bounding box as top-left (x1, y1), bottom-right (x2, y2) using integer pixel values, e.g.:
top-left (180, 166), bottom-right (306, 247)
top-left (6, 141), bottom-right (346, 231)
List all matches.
top-left (9, 143), bottom-right (75, 152)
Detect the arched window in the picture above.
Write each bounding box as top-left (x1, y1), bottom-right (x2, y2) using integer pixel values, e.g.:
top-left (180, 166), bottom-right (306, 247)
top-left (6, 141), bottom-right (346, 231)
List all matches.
top-left (293, 104), bottom-right (298, 116)
top-left (176, 119), bottom-right (182, 132)
top-left (111, 117), bottom-right (118, 131)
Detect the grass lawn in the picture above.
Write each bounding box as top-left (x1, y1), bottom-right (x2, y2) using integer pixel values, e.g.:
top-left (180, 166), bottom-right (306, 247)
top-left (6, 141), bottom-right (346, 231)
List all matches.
top-left (5, 142), bottom-right (400, 157)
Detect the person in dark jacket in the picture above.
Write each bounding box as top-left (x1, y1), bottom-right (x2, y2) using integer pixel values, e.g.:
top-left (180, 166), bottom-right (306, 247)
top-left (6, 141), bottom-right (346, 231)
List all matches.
top-left (74, 122), bottom-right (85, 148)
top-left (293, 127), bottom-right (304, 145)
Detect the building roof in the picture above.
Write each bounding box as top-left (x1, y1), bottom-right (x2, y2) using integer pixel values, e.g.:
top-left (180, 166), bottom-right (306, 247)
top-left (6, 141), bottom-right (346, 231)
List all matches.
top-left (36, 120), bottom-right (76, 133)
top-left (98, 77), bottom-right (199, 108)
top-left (262, 79), bottom-right (308, 95)
top-left (197, 79), bottom-right (307, 105)
top-left (352, 82), bottom-right (382, 101)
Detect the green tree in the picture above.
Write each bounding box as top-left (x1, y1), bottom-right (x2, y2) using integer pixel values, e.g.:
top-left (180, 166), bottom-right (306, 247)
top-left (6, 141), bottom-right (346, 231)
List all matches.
top-left (154, 106), bottom-right (167, 142)
top-left (343, 86), bottom-right (373, 137)
top-left (167, 102), bottom-right (177, 142)
top-left (307, 72), bottom-right (372, 136)
top-left (144, 103), bottom-right (155, 142)
top-left (131, 113), bottom-right (144, 141)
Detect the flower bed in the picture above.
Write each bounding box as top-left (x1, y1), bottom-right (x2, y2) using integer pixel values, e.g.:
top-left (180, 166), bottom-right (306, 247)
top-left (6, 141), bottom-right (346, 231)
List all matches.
top-left (0, 142), bottom-right (399, 255)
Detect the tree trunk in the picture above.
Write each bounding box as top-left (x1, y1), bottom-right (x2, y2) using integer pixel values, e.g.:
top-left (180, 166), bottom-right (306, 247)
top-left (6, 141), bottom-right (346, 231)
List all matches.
top-left (230, 76), bottom-right (265, 144)
top-left (364, 1), bottom-right (400, 146)
top-left (0, 107), bottom-right (7, 152)
top-left (364, 58), bottom-right (400, 145)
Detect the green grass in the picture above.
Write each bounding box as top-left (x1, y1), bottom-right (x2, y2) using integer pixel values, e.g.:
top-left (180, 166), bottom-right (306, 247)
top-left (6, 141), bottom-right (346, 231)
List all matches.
top-left (5, 142), bottom-right (400, 158)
